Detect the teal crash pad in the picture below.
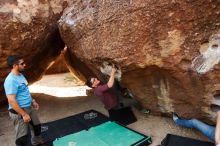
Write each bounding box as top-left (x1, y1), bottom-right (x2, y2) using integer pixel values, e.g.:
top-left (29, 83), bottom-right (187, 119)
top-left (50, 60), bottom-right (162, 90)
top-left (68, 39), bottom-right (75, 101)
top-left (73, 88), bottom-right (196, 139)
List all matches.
top-left (53, 121), bottom-right (151, 146)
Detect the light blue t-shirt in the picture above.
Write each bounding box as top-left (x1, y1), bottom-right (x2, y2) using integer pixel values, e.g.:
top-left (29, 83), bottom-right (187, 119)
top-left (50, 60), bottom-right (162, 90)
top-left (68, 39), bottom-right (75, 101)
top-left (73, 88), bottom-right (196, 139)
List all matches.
top-left (4, 72), bottom-right (32, 110)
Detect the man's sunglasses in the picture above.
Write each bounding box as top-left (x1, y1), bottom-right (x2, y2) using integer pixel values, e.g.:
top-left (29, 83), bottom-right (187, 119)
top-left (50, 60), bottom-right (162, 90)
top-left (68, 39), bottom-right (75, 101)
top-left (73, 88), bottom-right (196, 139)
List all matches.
top-left (18, 62), bottom-right (25, 65)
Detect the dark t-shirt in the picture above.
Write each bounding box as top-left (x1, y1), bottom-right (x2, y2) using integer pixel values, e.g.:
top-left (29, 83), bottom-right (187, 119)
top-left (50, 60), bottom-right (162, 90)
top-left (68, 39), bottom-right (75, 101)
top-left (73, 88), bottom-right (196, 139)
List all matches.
top-left (94, 84), bottom-right (118, 110)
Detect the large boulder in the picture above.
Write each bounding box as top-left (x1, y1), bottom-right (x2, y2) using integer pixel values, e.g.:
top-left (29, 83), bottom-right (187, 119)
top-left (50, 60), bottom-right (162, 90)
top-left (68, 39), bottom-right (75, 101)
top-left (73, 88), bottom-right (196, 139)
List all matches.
top-left (0, 0), bottom-right (75, 102)
top-left (59, 0), bottom-right (220, 122)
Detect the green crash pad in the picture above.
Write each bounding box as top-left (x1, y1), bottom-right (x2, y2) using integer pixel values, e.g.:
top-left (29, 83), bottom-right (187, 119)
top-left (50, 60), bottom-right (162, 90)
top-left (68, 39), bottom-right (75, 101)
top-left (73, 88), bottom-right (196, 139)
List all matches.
top-left (53, 121), bottom-right (151, 146)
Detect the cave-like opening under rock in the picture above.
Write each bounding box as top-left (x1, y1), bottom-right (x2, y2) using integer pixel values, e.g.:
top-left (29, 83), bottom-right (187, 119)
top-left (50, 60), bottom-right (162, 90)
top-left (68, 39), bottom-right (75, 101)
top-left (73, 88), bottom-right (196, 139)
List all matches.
top-left (29, 73), bottom-right (90, 98)
top-left (29, 54), bottom-right (90, 98)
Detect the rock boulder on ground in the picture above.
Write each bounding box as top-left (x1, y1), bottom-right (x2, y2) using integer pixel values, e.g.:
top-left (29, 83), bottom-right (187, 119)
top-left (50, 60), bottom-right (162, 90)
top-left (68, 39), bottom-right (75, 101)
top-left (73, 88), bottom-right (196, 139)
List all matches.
top-left (0, 0), bottom-right (75, 102)
top-left (59, 0), bottom-right (220, 122)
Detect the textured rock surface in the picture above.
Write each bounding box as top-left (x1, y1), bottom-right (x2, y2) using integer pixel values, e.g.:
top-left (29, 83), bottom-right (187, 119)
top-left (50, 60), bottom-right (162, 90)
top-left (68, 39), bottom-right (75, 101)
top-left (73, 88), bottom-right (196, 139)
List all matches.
top-left (59, 0), bottom-right (220, 122)
top-left (0, 0), bottom-right (75, 102)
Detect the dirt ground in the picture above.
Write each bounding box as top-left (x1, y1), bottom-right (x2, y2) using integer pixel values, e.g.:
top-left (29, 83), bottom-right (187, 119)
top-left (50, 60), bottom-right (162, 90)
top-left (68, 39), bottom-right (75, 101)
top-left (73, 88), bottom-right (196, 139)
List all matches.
top-left (0, 73), bottom-right (209, 146)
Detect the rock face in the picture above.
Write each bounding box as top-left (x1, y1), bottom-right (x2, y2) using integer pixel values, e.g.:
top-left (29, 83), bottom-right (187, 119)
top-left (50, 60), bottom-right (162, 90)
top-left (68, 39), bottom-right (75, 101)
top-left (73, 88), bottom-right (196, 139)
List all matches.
top-left (0, 0), bottom-right (74, 102)
top-left (1, 0), bottom-right (220, 122)
top-left (59, 0), bottom-right (220, 122)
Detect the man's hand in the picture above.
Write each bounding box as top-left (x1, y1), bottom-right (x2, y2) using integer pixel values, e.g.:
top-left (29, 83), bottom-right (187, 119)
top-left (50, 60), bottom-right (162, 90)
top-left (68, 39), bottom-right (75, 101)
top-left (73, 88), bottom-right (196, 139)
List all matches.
top-left (32, 99), bottom-right (39, 110)
top-left (215, 111), bottom-right (220, 145)
top-left (22, 113), bottom-right (31, 123)
top-left (7, 94), bottom-right (31, 122)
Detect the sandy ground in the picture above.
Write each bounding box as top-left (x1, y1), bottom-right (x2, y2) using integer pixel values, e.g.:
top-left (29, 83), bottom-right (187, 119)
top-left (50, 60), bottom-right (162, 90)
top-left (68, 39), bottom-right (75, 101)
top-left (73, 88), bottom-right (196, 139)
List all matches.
top-left (0, 73), bottom-right (209, 146)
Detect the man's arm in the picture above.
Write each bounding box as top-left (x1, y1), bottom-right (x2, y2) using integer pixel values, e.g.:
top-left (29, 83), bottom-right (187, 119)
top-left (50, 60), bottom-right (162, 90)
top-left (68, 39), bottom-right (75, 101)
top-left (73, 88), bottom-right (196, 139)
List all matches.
top-left (107, 65), bottom-right (116, 88)
top-left (215, 111), bottom-right (220, 145)
top-left (7, 94), bottom-right (31, 123)
top-left (32, 99), bottom-right (40, 110)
